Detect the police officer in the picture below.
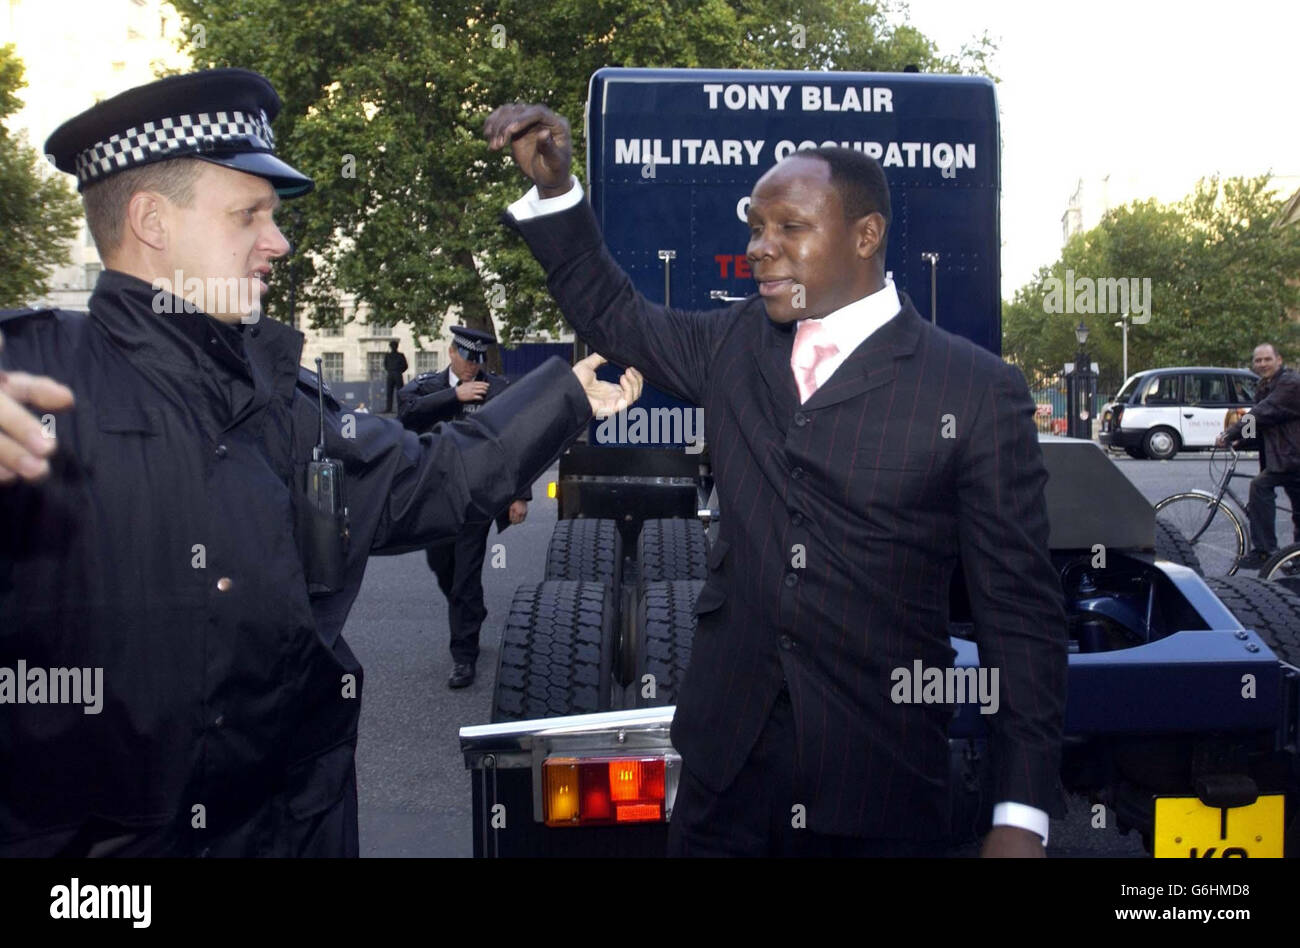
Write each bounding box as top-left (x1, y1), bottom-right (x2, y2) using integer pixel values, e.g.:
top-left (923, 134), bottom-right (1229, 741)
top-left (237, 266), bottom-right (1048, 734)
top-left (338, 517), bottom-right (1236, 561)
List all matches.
top-left (397, 327), bottom-right (525, 688)
top-left (382, 339), bottom-right (407, 413)
top-left (0, 68), bottom-right (642, 857)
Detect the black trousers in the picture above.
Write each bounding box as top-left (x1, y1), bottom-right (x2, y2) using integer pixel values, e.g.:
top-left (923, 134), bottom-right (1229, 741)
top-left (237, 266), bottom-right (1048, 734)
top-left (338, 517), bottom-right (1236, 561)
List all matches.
top-left (666, 688), bottom-right (948, 857)
top-left (1247, 470), bottom-right (1300, 552)
top-left (425, 521), bottom-right (493, 665)
top-left (384, 374), bottom-right (402, 413)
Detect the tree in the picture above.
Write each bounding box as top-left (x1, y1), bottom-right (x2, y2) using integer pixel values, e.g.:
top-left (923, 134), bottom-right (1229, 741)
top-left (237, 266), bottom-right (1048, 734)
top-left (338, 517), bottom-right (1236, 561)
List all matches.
top-left (1003, 175), bottom-right (1300, 392)
top-left (166, 0), bottom-right (994, 368)
top-left (0, 45), bottom-right (83, 309)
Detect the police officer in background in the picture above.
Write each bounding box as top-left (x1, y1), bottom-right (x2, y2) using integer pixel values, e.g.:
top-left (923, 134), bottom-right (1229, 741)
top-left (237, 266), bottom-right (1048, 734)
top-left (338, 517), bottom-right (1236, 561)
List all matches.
top-left (382, 339), bottom-right (407, 413)
top-left (0, 68), bottom-right (642, 857)
top-left (397, 327), bottom-right (526, 688)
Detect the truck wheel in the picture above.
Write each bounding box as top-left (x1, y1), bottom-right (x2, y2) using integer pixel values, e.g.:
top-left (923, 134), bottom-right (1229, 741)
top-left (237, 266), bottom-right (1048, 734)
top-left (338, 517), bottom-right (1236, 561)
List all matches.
top-left (1143, 427), bottom-right (1180, 461)
top-left (1204, 575), bottom-right (1300, 670)
top-left (544, 518), bottom-right (623, 589)
top-left (1154, 514), bottom-right (1203, 574)
top-left (491, 581), bottom-right (615, 722)
top-left (637, 518), bottom-right (708, 584)
top-left (1203, 575), bottom-right (1300, 856)
top-left (633, 580), bottom-right (702, 708)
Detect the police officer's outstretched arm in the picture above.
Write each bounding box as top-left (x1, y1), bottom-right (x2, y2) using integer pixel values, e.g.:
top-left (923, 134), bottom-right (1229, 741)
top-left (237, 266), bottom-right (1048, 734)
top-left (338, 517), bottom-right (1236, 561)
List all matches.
top-left (327, 353), bottom-right (640, 554)
top-left (486, 104), bottom-right (722, 407)
top-left (0, 333), bottom-right (74, 483)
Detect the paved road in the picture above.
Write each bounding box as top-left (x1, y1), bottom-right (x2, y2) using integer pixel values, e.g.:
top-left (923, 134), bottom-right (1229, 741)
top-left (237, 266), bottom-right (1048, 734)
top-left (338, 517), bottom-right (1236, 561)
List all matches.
top-left (346, 448), bottom-right (1284, 857)
top-left (350, 461), bottom-right (567, 857)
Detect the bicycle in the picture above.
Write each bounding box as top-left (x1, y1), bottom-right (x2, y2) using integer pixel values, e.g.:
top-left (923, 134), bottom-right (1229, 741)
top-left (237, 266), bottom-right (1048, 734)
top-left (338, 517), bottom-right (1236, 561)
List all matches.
top-left (1260, 542), bottom-right (1300, 589)
top-left (1153, 446), bottom-right (1290, 577)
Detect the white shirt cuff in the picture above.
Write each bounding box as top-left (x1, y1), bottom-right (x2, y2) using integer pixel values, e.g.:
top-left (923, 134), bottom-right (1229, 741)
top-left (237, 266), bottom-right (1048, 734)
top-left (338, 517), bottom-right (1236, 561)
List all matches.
top-left (992, 802), bottom-right (1049, 845)
top-left (506, 176), bottom-right (584, 222)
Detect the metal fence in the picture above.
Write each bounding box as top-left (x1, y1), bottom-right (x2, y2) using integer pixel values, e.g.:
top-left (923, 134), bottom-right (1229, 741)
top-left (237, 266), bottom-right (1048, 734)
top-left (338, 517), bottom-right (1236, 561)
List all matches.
top-left (1023, 368), bottom-right (1126, 437)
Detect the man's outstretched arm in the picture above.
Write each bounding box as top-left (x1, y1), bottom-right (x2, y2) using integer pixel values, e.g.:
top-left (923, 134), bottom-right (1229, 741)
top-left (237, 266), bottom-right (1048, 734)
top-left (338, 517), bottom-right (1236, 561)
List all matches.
top-left (486, 103), bottom-right (738, 407)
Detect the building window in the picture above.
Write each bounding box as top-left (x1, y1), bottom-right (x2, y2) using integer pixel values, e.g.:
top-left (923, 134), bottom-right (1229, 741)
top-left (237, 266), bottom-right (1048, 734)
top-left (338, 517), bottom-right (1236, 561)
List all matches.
top-left (368, 319), bottom-right (393, 337)
top-left (318, 322), bottom-right (343, 337)
top-left (84, 263), bottom-right (102, 289)
top-left (320, 353), bottom-right (345, 382)
top-left (415, 351), bottom-right (440, 374)
top-left (366, 351), bottom-right (386, 380)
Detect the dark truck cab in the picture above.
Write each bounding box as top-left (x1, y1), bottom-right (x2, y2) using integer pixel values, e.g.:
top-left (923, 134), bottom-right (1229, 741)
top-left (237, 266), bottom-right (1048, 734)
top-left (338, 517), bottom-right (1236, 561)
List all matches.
top-left (461, 67), bottom-right (1300, 858)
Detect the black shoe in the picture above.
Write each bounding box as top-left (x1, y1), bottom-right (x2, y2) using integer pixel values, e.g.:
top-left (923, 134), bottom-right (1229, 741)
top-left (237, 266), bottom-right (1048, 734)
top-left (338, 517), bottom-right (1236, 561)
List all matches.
top-left (448, 662), bottom-right (476, 689)
top-left (1238, 550), bottom-right (1274, 570)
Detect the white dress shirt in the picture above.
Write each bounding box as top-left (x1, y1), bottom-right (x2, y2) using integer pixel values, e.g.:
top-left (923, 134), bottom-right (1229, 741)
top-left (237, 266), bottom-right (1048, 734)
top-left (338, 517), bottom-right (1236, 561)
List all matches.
top-left (509, 175), bottom-right (1051, 847)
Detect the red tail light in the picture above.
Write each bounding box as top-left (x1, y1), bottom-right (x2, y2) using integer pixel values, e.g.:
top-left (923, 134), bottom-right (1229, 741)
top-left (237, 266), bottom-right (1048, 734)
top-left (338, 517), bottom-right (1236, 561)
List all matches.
top-left (543, 756), bottom-right (667, 826)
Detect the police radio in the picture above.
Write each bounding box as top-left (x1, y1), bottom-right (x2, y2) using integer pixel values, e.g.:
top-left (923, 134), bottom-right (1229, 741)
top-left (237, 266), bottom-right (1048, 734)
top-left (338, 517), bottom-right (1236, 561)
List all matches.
top-left (304, 357), bottom-right (349, 594)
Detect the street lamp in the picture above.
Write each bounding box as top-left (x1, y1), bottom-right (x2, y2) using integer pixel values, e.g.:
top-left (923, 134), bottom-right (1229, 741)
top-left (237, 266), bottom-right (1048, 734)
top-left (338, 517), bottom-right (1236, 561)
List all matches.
top-left (1113, 312), bottom-right (1129, 381)
top-left (1066, 321), bottom-right (1096, 439)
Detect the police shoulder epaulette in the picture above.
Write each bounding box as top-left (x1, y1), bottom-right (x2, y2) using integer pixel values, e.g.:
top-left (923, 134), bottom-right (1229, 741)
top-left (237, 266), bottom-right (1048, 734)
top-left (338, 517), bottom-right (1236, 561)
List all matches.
top-left (296, 366), bottom-right (341, 411)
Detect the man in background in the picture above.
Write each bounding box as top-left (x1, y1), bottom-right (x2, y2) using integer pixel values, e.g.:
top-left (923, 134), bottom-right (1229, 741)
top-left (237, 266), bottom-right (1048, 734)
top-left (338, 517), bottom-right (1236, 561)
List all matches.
top-left (397, 326), bottom-right (529, 689)
top-left (383, 338), bottom-right (407, 413)
top-left (1219, 343), bottom-right (1300, 566)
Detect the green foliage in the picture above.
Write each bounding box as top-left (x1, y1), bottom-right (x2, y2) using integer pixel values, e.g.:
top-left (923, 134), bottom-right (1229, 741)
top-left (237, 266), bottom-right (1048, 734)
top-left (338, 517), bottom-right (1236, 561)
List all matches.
top-left (166, 0), bottom-right (993, 351)
top-left (0, 45), bottom-right (83, 309)
top-left (1003, 175), bottom-right (1300, 391)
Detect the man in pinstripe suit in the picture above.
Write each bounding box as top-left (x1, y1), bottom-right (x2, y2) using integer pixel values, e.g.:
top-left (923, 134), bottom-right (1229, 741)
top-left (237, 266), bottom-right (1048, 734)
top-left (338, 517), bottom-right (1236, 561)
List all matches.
top-left (486, 104), bottom-right (1068, 858)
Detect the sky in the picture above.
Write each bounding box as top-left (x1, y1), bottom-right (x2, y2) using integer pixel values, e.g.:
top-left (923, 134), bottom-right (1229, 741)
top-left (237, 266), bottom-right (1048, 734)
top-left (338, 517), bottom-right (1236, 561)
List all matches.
top-left (899, 0), bottom-right (1300, 297)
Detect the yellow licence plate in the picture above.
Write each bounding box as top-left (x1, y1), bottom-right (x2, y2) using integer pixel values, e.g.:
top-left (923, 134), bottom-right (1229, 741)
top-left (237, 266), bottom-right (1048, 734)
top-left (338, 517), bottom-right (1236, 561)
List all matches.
top-left (1153, 794), bottom-right (1285, 858)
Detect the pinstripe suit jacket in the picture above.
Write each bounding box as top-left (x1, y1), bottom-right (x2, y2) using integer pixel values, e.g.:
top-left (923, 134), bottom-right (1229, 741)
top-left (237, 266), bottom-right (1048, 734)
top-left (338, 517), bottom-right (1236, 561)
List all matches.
top-left (505, 198), bottom-right (1068, 839)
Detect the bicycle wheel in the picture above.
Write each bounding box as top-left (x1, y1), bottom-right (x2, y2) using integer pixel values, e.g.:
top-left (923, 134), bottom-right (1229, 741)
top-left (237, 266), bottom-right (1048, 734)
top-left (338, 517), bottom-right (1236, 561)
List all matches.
top-left (1153, 492), bottom-right (1246, 577)
top-left (1261, 543), bottom-right (1300, 594)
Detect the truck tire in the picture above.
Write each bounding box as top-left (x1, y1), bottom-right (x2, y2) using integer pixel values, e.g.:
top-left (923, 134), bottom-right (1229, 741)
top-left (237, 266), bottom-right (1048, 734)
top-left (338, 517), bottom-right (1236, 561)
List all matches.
top-left (633, 580), bottom-right (702, 708)
top-left (1154, 514), bottom-right (1203, 574)
top-left (491, 581), bottom-right (615, 723)
top-left (544, 518), bottom-right (623, 589)
top-left (1204, 575), bottom-right (1300, 670)
top-left (1202, 575), bottom-right (1300, 856)
top-left (637, 518), bottom-right (708, 584)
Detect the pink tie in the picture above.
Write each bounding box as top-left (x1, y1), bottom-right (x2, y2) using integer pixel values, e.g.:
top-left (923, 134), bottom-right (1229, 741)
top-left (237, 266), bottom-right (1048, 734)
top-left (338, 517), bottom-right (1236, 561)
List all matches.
top-left (791, 318), bottom-right (839, 403)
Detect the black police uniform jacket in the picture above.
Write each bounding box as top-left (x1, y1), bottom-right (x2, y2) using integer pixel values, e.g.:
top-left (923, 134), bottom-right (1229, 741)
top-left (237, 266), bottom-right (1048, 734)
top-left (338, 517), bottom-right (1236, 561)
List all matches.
top-left (0, 271), bottom-right (589, 856)
top-left (396, 367), bottom-right (530, 531)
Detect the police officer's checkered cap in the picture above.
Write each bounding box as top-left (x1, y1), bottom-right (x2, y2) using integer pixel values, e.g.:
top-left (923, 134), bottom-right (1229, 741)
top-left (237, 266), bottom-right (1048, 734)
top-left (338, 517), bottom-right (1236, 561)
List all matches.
top-left (45, 68), bottom-right (313, 197)
top-left (72, 110), bottom-right (275, 187)
top-left (451, 326), bottom-right (495, 352)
